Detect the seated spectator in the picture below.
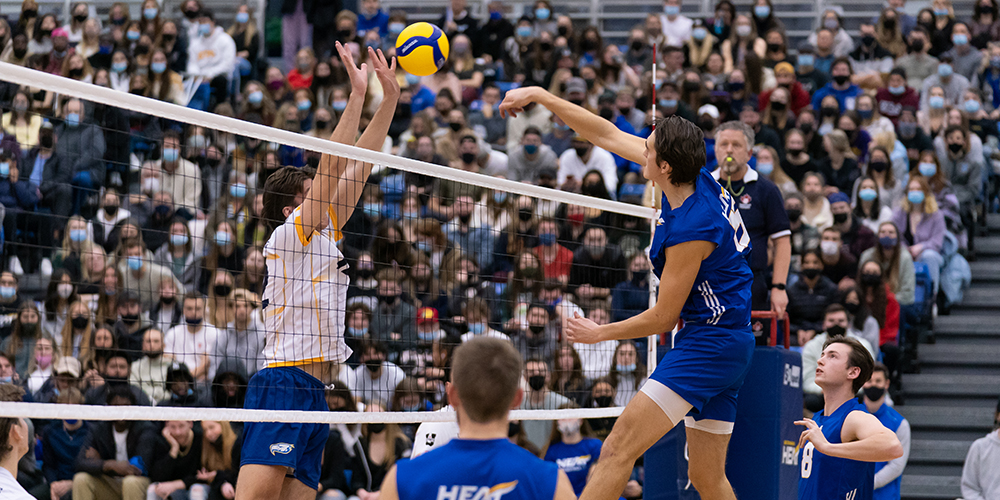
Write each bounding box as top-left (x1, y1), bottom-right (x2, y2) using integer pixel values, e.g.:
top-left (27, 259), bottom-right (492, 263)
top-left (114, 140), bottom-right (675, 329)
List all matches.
top-left (153, 219), bottom-right (200, 294)
top-left (585, 377), bottom-right (618, 439)
top-left (923, 54), bottom-right (972, 108)
top-left (800, 304), bottom-right (876, 412)
top-left (84, 350), bottom-right (152, 406)
top-left (858, 262), bottom-right (901, 369)
top-left (787, 193), bottom-right (820, 273)
top-left (761, 144), bottom-right (799, 195)
top-left (371, 268), bottom-right (417, 360)
top-left (787, 250), bottom-right (839, 346)
top-left (112, 291), bottom-right (152, 360)
top-left (611, 252), bottom-right (652, 322)
top-left (819, 227), bottom-right (858, 287)
top-left (894, 176), bottom-right (947, 299)
top-left (568, 227), bottom-right (627, 307)
top-left (2, 90), bottom-right (42, 148)
top-left (213, 288), bottom-right (263, 378)
top-left (354, 340), bottom-right (405, 406)
top-left (287, 48), bottom-right (315, 90)
top-left (608, 340), bottom-right (645, 407)
top-left (186, 10), bottom-right (236, 109)
top-left (0, 303), bottom-right (45, 380)
top-left (0, 271), bottom-right (25, 338)
top-left (34, 356), bottom-right (82, 404)
top-left (508, 126), bottom-right (559, 183)
top-left (350, 402), bottom-right (410, 497)
top-left (149, 49), bottom-right (184, 105)
top-left (551, 344), bottom-right (589, 406)
top-left (149, 278), bottom-right (183, 333)
top-left (42, 387), bottom-right (88, 500)
top-left (861, 222), bottom-right (917, 307)
top-left (0, 151), bottom-right (41, 273)
top-left (158, 362), bottom-right (210, 407)
top-left (876, 68), bottom-right (920, 126)
top-left (542, 403), bottom-right (603, 496)
top-left (444, 194), bottom-right (495, 273)
top-left (934, 125), bottom-right (983, 244)
top-left (72, 385), bottom-right (155, 500)
top-left (829, 192), bottom-right (877, 259)
top-left (960, 401), bottom-right (1000, 500)
top-left (52, 217), bottom-right (91, 280)
top-left (129, 328), bottom-right (171, 404)
top-left (511, 303), bottom-right (558, 364)
top-left (164, 294), bottom-right (219, 382)
top-left (854, 176), bottom-right (895, 234)
top-left (558, 137), bottom-right (618, 196)
top-left (863, 146), bottom-right (905, 210)
top-left (81, 327), bottom-right (118, 391)
top-left (459, 297), bottom-right (507, 343)
top-left (810, 57), bottom-right (863, 112)
top-left (818, 130), bottom-right (861, 195)
top-left (534, 218), bottom-right (573, 285)
top-left (158, 131), bottom-right (202, 217)
top-left (24, 336), bottom-right (55, 395)
top-left (206, 270), bottom-right (235, 328)
top-left (119, 238), bottom-right (183, 311)
top-left (520, 357), bottom-right (571, 450)
top-left (849, 22), bottom-right (896, 88)
top-left (800, 172), bottom-right (834, 231)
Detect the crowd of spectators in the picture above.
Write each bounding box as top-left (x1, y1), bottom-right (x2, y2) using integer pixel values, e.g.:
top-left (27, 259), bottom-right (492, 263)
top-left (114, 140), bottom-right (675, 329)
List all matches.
top-left (0, 0), bottom-right (996, 497)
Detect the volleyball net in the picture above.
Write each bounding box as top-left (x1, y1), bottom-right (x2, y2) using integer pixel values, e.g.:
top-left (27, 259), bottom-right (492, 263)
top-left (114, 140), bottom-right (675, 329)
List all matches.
top-left (0, 61), bottom-right (657, 427)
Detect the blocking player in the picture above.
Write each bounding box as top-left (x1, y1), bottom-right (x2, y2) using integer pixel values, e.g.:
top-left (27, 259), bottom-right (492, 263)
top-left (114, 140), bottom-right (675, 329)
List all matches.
top-left (235, 43), bottom-right (399, 500)
top-left (501, 88), bottom-right (754, 500)
top-left (796, 336), bottom-right (904, 500)
top-left (379, 337), bottom-right (576, 500)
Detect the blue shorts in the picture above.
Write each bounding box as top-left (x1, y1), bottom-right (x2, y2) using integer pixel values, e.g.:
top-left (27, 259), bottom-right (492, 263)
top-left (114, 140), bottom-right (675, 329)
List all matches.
top-left (241, 367), bottom-right (328, 490)
top-left (649, 325), bottom-right (754, 423)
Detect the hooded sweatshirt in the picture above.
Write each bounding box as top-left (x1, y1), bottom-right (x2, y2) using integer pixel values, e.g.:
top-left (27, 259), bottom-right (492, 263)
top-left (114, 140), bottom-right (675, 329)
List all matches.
top-left (186, 26), bottom-right (236, 79)
top-left (961, 430), bottom-right (1000, 500)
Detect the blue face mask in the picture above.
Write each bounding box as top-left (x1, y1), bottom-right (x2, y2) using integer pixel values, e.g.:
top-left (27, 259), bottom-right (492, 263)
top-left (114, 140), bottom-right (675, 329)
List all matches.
top-left (346, 326), bottom-right (368, 337)
top-left (879, 236), bottom-right (897, 248)
top-left (248, 91), bottom-right (263, 105)
top-left (523, 144), bottom-right (539, 155)
top-left (64, 419), bottom-right (80, 425)
top-left (170, 234), bottom-right (188, 247)
top-left (332, 100), bottom-right (347, 112)
top-left (0, 376), bottom-right (13, 384)
top-left (907, 190), bottom-right (926, 205)
top-left (363, 203), bottom-right (381, 219)
top-left (938, 63), bottom-right (953, 77)
top-left (539, 232), bottom-right (556, 246)
top-left (692, 27), bottom-right (708, 40)
top-left (216, 231), bottom-right (232, 247)
top-left (0, 163), bottom-right (9, 178)
top-left (798, 54), bottom-right (814, 67)
top-left (151, 62), bottom-right (166, 74)
top-left (65, 113), bottom-right (80, 127)
top-left (70, 229), bottom-right (87, 242)
top-left (185, 316), bottom-right (203, 326)
top-left (389, 22), bottom-right (405, 35)
top-left (888, 85), bottom-right (905, 95)
top-left (467, 322), bottom-right (485, 335)
top-left (929, 95), bottom-right (945, 109)
top-left (754, 5), bottom-right (771, 18)
top-left (756, 162), bottom-right (774, 176)
top-left (236, 12), bottom-right (249, 24)
top-left (162, 148), bottom-right (179, 162)
top-left (127, 256), bottom-right (143, 271)
top-left (659, 99), bottom-right (678, 109)
top-left (230, 183), bottom-right (247, 199)
top-left (858, 109), bottom-right (873, 120)
top-left (143, 7), bottom-right (158, 19)
top-left (297, 100), bottom-right (311, 111)
top-left (405, 73), bottom-right (421, 87)
top-left (0, 286), bottom-right (16, 299)
top-left (535, 7), bottom-right (550, 20)
top-left (127, 31), bottom-right (140, 41)
top-left (112, 61), bottom-right (128, 73)
top-left (964, 99), bottom-right (981, 113)
top-left (918, 162), bottom-right (937, 177)
top-left (616, 363), bottom-right (636, 373)
top-left (663, 4), bottom-right (680, 16)
top-left (858, 188), bottom-right (878, 201)
top-left (418, 331), bottom-right (438, 342)
top-left (517, 26), bottom-right (533, 39)
top-left (490, 11), bottom-right (502, 21)
top-left (952, 33), bottom-right (968, 46)
top-left (199, 23), bottom-right (212, 37)
top-left (494, 191), bottom-right (508, 204)
top-left (416, 241), bottom-right (432, 253)
top-left (934, 7), bottom-right (950, 16)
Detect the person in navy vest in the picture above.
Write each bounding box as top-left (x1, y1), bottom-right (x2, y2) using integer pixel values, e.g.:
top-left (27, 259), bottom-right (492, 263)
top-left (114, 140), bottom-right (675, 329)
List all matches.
top-left (797, 336), bottom-right (903, 500)
top-left (862, 363), bottom-right (910, 500)
top-left (379, 337), bottom-right (576, 500)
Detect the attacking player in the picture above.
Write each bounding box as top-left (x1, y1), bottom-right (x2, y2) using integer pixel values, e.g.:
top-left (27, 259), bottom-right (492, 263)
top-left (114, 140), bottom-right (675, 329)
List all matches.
top-left (379, 337), bottom-right (577, 500)
top-left (500, 88), bottom-right (754, 500)
top-left (235, 43), bottom-right (400, 500)
top-left (796, 336), bottom-right (904, 500)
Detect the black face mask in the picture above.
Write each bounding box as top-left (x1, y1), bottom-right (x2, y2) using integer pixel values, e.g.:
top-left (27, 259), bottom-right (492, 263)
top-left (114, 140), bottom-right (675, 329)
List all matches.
top-left (461, 152), bottom-right (476, 164)
top-left (528, 374), bottom-right (546, 391)
top-left (133, 45), bottom-right (150, 56)
top-left (683, 80), bottom-right (702, 93)
top-left (104, 374), bottom-right (128, 386)
top-left (800, 122), bottom-right (814, 134)
top-left (821, 106), bottom-right (839, 118)
top-left (13, 48), bottom-right (27, 59)
top-left (770, 101), bottom-right (786, 111)
top-left (948, 142), bottom-right (964, 154)
top-left (568, 98), bottom-right (584, 107)
top-left (594, 395), bottom-right (614, 408)
top-left (518, 208), bottom-right (533, 221)
top-left (833, 74), bottom-right (850, 85)
top-left (631, 40), bottom-right (644, 51)
top-left (863, 385), bottom-right (886, 401)
top-left (869, 161), bottom-right (889, 173)
top-left (74, 14), bottom-right (88, 23)
top-left (574, 146), bottom-right (589, 158)
top-left (528, 324), bottom-right (545, 335)
top-left (786, 208), bottom-right (802, 222)
top-left (161, 295), bottom-right (176, 305)
top-left (337, 29), bottom-right (353, 41)
top-left (767, 42), bottom-right (783, 53)
top-left (558, 26), bottom-right (569, 37)
top-left (698, 117), bottom-right (715, 131)
top-left (71, 316), bottom-right (89, 329)
top-left (448, 122), bottom-right (463, 132)
top-left (599, 108), bottom-right (614, 121)
top-left (883, 18), bottom-right (897, 30)
top-left (909, 39), bottom-right (925, 53)
top-left (365, 359), bottom-right (382, 373)
top-left (801, 268), bottom-right (822, 280)
top-left (844, 301), bottom-right (860, 315)
top-left (826, 324), bottom-right (846, 338)
top-left (161, 34), bottom-right (176, 44)
top-left (367, 423), bottom-right (385, 433)
top-left (356, 268), bottom-right (374, 279)
top-left (120, 313), bottom-right (139, 325)
top-left (581, 39), bottom-right (596, 52)
top-left (40, 135), bottom-right (54, 148)
top-left (833, 212), bottom-right (849, 224)
top-left (379, 293), bottom-right (400, 305)
top-left (458, 213), bottom-right (472, 225)
top-left (214, 284), bottom-right (232, 297)
top-left (861, 34), bottom-right (875, 46)
top-left (69, 68), bottom-right (84, 78)
top-left (787, 148), bottom-right (804, 157)
top-left (508, 421), bottom-right (522, 436)
top-left (631, 270), bottom-right (649, 285)
top-left (315, 120), bottom-right (329, 129)
top-left (539, 42), bottom-right (552, 51)
top-left (104, 205), bottom-right (118, 217)
top-left (23, 9), bottom-right (36, 18)
top-left (861, 273), bottom-right (882, 287)
top-left (185, 316), bottom-right (203, 326)
top-left (184, 9), bottom-right (200, 19)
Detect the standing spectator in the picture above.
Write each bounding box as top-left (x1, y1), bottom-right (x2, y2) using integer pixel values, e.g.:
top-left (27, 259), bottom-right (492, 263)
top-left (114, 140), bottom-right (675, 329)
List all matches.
top-left (163, 294), bottom-right (219, 382)
top-left (960, 401), bottom-right (1000, 500)
top-left (72, 386), bottom-right (154, 500)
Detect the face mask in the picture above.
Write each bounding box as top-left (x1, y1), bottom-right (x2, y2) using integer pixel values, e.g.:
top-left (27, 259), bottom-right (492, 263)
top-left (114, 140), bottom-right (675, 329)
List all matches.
top-left (64, 419), bottom-right (80, 426)
top-left (65, 113), bottom-right (80, 127)
top-left (574, 146), bottom-right (590, 159)
top-left (820, 240), bottom-right (840, 256)
top-left (754, 161), bottom-right (774, 176)
top-left (858, 109), bottom-right (873, 121)
top-left (332, 100), bottom-right (348, 112)
top-left (416, 241), bottom-right (433, 253)
top-left (346, 326), bottom-right (367, 337)
top-left (898, 121), bottom-right (916, 138)
top-left (663, 5), bottom-right (680, 16)
top-left (379, 293), bottom-right (399, 305)
top-left (536, 7), bottom-right (551, 19)
top-left (826, 324), bottom-right (846, 338)
top-left (586, 244), bottom-right (605, 258)
top-left (297, 100), bottom-right (311, 111)
top-left (68, 228), bottom-right (88, 243)
top-left (161, 146), bottom-right (180, 163)
top-left (367, 423), bottom-right (385, 434)
top-left (230, 183), bottom-right (248, 199)
top-left (693, 27), bottom-right (708, 40)
top-left (887, 84), bottom-right (906, 96)
top-left (0, 377), bottom-right (12, 384)
top-left (389, 22), bottom-right (405, 35)
top-left (141, 7), bottom-right (158, 20)
top-left (800, 122), bottom-right (814, 135)
top-left (74, 14), bottom-right (88, 23)
top-left (517, 26), bottom-right (533, 39)
top-left (965, 99), bottom-right (981, 113)
top-left (929, 95), bottom-right (945, 109)
top-left (236, 12), bottom-right (249, 23)
top-left (457, 151), bottom-right (477, 165)
top-left (948, 142), bottom-right (964, 154)
top-left (70, 314), bottom-right (89, 329)
top-left (557, 421), bottom-right (581, 435)
top-left (522, 143), bottom-right (540, 156)
top-left (801, 268), bottom-right (821, 279)
top-left (166, 233), bottom-right (188, 248)
top-left (57, 283), bottom-right (73, 299)
top-left (127, 31), bottom-right (141, 41)
top-left (858, 188), bottom-right (878, 202)
top-left (528, 324), bottom-right (546, 336)
top-left (161, 34), bottom-right (176, 44)
top-left (736, 24), bottom-right (752, 37)
top-left (418, 330), bottom-right (438, 342)
top-left (821, 106), bottom-right (839, 118)
top-left (467, 322), bottom-right (485, 336)
top-left (21, 322), bottom-right (37, 334)
top-left (833, 74), bottom-right (850, 86)
top-left (528, 374), bottom-right (546, 391)
top-left (246, 90), bottom-right (264, 106)
top-left (214, 284), bottom-right (232, 297)
top-left (0, 286), bottom-right (15, 299)
top-left (953, 34), bottom-right (968, 46)
top-left (798, 54), bottom-right (814, 67)
top-left (833, 212), bottom-right (849, 225)
top-left (869, 161), bottom-right (889, 173)
top-left (786, 208), bottom-right (802, 222)
top-left (199, 23), bottom-right (212, 37)
top-left (863, 385), bottom-right (886, 401)
top-left (112, 61), bottom-right (128, 74)
top-left (127, 256), bottom-right (143, 271)
top-left (879, 236), bottom-right (897, 249)
top-left (365, 358), bottom-right (382, 372)
top-left (493, 192), bottom-right (508, 204)
top-left (767, 42), bottom-right (783, 53)
top-left (938, 63), bottom-right (953, 77)
top-left (185, 315), bottom-right (203, 326)
top-left (363, 203), bottom-right (381, 219)
top-left (861, 34), bottom-right (876, 46)
top-left (823, 18), bottom-right (839, 30)
top-left (151, 62), bottom-right (166, 74)
top-left (907, 190), bottom-right (926, 205)
top-left (861, 273), bottom-right (883, 287)
top-left (617, 363), bottom-right (636, 373)
top-left (754, 5), bottom-right (771, 18)
top-left (918, 162), bottom-right (937, 177)
top-left (0, 163), bottom-right (9, 178)
top-left (594, 395), bottom-right (614, 407)
top-left (539, 232), bottom-right (556, 246)
top-left (36, 354), bottom-right (52, 368)
top-left (13, 48), bottom-right (27, 59)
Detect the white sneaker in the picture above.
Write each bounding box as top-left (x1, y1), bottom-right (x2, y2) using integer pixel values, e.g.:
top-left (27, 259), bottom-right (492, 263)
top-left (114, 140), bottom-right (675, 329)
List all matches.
top-left (40, 258), bottom-right (52, 278)
top-left (9, 256), bottom-right (23, 276)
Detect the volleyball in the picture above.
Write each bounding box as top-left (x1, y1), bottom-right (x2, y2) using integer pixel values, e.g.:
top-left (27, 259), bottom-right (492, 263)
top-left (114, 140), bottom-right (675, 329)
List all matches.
top-left (395, 22), bottom-right (449, 77)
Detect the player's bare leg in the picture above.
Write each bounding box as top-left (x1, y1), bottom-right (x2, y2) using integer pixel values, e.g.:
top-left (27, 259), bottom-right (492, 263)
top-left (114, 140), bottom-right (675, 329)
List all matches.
top-left (686, 426), bottom-right (737, 500)
top-left (580, 392), bottom-right (676, 500)
top-left (279, 476), bottom-right (318, 500)
top-left (235, 464), bottom-right (287, 500)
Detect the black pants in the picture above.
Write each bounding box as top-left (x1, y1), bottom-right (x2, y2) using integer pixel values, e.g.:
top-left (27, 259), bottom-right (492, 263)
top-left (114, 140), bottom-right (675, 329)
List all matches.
top-left (751, 269), bottom-right (772, 346)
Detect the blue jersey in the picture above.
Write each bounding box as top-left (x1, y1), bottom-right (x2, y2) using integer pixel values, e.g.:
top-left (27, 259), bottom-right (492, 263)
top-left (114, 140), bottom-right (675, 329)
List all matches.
top-left (649, 168), bottom-right (753, 332)
top-left (872, 404), bottom-right (905, 500)
top-left (543, 438), bottom-right (603, 495)
top-left (799, 400), bottom-right (875, 500)
top-left (396, 438), bottom-right (560, 500)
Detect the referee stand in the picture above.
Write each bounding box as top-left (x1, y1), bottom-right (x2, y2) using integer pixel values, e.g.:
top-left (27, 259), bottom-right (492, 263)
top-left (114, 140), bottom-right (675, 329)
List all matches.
top-left (645, 312), bottom-right (802, 500)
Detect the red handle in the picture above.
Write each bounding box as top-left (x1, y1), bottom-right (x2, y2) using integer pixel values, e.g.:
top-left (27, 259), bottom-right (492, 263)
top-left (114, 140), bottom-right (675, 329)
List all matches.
top-left (751, 311), bottom-right (791, 349)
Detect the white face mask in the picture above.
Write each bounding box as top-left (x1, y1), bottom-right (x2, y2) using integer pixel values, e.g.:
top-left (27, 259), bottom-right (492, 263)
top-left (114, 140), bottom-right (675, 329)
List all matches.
top-left (557, 420), bottom-right (581, 435)
top-left (142, 177), bottom-right (160, 194)
top-left (57, 283), bottom-right (73, 299)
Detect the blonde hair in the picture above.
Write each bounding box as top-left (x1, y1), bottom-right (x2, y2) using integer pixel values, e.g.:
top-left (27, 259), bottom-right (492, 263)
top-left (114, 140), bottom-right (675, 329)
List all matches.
top-left (901, 175), bottom-right (940, 214)
top-left (825, 130), bottom-right (857, 160)
top-left (200, 421), bottom-right (237, 471)
top-left (59, 300), bottom-right (92, 359)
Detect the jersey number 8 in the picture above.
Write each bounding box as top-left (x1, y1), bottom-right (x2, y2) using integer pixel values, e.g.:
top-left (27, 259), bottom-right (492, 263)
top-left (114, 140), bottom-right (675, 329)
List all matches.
top-left (800, 441), bottom-right (814, 479)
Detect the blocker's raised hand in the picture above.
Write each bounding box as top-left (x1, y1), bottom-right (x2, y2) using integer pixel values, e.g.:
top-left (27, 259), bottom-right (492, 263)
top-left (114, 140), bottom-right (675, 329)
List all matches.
top-left (337, 41), bottom-right (368, 96)
top-left (498, 87), bottom-right (543, 118)
top-left (370, 47), bottom-right (399, 99)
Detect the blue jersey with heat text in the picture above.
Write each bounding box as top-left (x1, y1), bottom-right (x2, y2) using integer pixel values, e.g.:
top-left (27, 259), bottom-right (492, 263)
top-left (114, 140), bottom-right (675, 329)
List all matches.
top-left (396, 438), bottom-right (560, 500)
top-left (649, 168), bottom-right (753, 331)
top-left (798, 399), bottom-right (875, 500)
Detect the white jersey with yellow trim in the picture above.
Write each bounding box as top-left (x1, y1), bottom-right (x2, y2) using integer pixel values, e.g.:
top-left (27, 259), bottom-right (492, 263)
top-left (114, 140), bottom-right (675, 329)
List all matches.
top-left (261, 205), bottom-right (351, 367)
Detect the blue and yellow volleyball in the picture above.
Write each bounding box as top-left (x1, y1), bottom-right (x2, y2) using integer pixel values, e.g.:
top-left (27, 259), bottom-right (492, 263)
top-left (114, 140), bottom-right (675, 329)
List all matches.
top-left (395, 22), bottom-right (449, 77)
